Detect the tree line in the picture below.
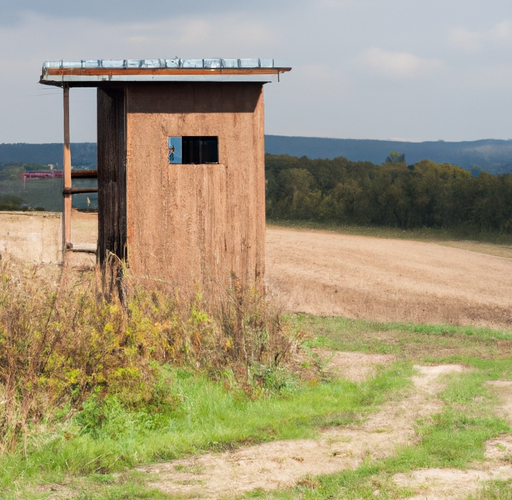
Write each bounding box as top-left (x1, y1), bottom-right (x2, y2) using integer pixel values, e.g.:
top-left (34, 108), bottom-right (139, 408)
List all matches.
top-left (1, 157), bottom-right (511, 234)
top-left (265, 153), bottom-right (512, 234)
top-left (0, 162), bottom-right (47, 180)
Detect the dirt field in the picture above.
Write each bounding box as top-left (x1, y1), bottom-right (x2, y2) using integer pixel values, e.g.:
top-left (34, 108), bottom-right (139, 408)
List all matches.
top-left (266, 226), bottom-right (512, 329)
top-left (1, 213), bottom-right (511, 329)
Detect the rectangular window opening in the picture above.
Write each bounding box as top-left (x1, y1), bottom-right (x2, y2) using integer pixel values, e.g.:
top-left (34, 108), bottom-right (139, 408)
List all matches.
top-left (168, 136), bottom-right (218, 164)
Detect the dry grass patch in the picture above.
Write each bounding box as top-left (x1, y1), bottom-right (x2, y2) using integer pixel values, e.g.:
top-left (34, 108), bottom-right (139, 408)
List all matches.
top-left (437, 240), bottom-right (512, 260)
top-left (0, 256), bottom-right (301, 453)
top-left (311, 349), bottom-right (396, 382)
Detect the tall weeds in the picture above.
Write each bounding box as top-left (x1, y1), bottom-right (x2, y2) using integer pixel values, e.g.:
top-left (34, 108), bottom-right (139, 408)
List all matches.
top-left (0, 258), bottom-right (300, 451)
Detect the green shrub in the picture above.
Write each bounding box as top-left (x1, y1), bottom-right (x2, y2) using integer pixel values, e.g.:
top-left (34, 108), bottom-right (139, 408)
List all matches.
top-left (0, 258), bottom-right (301, 451)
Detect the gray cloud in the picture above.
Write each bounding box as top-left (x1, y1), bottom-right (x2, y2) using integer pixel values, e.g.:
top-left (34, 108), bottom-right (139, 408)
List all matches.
top-left (2, 0), bottom-right (512, 142)
top-left (0, 0), bottom-right (302, 26)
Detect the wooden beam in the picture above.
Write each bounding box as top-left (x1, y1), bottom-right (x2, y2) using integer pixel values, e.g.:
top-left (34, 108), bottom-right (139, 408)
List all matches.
top-left (71, 169), bottom-right (98, 178)
top-left (47, 67), bottom-right (291, 77)
top-left (62, 187), bottom-right (98, 195)
top-left (63, 85), bottom-right (72, 251)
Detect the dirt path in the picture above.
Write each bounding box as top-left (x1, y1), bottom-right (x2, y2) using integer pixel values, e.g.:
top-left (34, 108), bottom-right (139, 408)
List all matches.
top-left (266, 227), bottom-right (512, 329)
top-left (138, 360), bottom-right (487, 499)
top-left (389, 379), bottom-right (512, 500)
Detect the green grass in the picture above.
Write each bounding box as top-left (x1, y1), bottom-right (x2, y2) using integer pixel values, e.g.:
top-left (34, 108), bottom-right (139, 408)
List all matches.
top-left (468, 480), bottom-right (512, 499)
top-left (267, 219), bottom-right (512, 245)
top-left (258, 401), bottom-right (508, 499)
top-left (301, 314), bottom-right (512, 362)
top-left (0, 362), bottom-right (412, 499)
top-left (6, 471), bottom-right (173, 500)
top-left (238, 317), bottom-right (512, 500)
top-left (6, 315), bottom-right (512, 499)
top-left (242, 384), bottom-right (509, 500)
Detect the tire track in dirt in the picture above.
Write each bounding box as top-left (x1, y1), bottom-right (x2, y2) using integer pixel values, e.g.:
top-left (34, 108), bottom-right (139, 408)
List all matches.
top-left (391, 380), bottom-right (512, 499)
top-left (138, 362), bottom-right (466, 499)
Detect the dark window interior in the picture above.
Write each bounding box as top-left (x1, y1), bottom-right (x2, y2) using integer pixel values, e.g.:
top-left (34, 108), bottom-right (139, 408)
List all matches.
top-left (182, 136), bottom-right (219, 164)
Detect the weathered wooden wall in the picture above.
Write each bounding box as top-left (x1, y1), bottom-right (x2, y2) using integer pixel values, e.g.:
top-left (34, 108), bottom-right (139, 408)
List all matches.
top-left (97, 87), bottom-right (127, 263)
top-left (124, 82), bottom-right (266, 291)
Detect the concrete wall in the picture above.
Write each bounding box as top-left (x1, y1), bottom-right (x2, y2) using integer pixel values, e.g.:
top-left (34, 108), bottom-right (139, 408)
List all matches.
top-left (0, 212), bottom-right (62, 264)
top-left (124, 82), bottom-right (266, 290)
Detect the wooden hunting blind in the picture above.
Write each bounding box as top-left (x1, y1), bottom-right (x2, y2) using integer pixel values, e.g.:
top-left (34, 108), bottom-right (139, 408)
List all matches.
top-left (39, 58), bottom-right (291, 288)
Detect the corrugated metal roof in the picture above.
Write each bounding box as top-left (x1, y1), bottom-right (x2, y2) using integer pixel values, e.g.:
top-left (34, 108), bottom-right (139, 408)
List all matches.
top-left (40, 58), bottom-right (291, 86)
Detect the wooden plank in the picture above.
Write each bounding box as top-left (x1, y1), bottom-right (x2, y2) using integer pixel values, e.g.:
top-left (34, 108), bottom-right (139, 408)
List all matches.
top-left (48, 68), bottom-right (291, 77)
top-left (63, 85), bottom-right (72, 251)
top-left (97, 87), bottom-right (127, 263)
top-left (71, 169), bottom-right (98, 178)
top-left (62, 187), bottom-right (98, 195)
top-left (69, 246), bottom-right (96, 254)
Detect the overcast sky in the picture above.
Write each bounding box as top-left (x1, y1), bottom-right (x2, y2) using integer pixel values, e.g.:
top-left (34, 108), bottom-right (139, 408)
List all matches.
top-left (1, 0), bottom-right (512, 143)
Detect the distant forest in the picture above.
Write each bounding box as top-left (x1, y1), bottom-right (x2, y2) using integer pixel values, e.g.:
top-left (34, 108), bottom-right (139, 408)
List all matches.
top-left (0, 143), bottom-right (96, 167)
top-left (1, 144), bottom-right (512, 236)
top-left (265, 136), bottom-right (512, 176)
top-left (266, 154), bottom-right (512, 234)
top-left (2, 136), bottom-right (512, 175)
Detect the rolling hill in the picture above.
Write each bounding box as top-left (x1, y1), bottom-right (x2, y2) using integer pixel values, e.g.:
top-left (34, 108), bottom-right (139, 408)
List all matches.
top-left (1, 137), bottom-right (512, 175)
top-left (265, 136), bottom-right (512, 175)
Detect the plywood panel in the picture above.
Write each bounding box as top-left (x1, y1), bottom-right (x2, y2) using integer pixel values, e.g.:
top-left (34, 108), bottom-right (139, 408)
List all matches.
top-left (125, 82), bottom-right (265, 291)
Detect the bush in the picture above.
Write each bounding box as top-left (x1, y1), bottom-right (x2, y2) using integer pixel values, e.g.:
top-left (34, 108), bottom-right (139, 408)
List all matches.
top-left (0, 258), bottom-right (301, 450)
top-left (0, 195), bottom-right (25, 211)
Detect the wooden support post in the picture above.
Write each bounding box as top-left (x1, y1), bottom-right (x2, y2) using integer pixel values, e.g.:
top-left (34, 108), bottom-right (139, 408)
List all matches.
top-left (62, 85), bottom-right (72, 252)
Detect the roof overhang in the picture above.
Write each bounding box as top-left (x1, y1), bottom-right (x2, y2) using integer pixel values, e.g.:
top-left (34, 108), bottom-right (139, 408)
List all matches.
top-left (40, 58), bottom-right (291, 87)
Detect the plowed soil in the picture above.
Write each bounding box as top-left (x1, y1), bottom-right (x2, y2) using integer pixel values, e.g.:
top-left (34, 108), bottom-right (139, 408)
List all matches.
top-left (266, 226), bottom-right (512, 329)
top-left (4, 213), bottom-right (511, 328)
